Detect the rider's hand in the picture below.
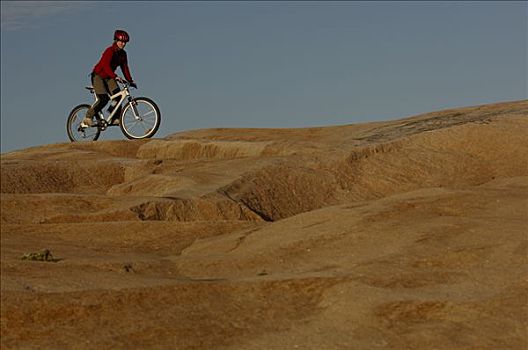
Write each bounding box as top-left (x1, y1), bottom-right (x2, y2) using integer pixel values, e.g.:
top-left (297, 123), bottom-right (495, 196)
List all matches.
top-left (129, 82), bottom-right (137, 89)
top-left (115, 76), bottom-right (125, 84)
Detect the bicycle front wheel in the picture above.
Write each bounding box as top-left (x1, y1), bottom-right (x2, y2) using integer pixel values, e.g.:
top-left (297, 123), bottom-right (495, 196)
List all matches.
top-left (120, 97), bottom-right (161, 139)
top-left (66, 104), bottom-right (101, 142)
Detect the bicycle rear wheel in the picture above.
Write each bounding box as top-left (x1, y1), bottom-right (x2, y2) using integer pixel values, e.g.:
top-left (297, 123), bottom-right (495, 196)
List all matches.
top-left (66, 104), bottom-right (101, 142)
top-left (120, 97), bottom-right (161, 139)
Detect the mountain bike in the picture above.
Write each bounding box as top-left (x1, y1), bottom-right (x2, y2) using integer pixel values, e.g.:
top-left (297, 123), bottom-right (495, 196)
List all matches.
top-left (66, 79), bottom-right (161, 142)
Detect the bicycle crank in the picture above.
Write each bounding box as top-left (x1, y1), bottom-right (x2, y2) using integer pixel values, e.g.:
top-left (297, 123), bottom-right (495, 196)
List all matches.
top-left (97, 119), bottom-right (109, 131)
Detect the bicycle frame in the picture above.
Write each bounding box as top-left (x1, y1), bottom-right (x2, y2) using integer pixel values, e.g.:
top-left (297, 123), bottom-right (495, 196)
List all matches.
top-left (88, 82), bottom-right (138, 125)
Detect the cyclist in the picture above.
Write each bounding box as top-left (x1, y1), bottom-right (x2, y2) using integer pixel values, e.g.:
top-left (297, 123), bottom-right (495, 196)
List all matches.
top-left (81, 29), bottom-right (137, 128)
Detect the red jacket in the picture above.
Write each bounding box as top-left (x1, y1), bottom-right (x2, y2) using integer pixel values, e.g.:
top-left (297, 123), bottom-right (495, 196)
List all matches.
top-left (93, 43), bottom-right (133, 82)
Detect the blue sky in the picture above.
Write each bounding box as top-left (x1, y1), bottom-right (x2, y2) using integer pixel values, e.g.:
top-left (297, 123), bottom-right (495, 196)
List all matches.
top-left (1, 1), bottom-right (526, 153)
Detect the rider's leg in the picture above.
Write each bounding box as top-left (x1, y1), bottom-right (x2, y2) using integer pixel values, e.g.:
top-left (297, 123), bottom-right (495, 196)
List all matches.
top-left (107, 79), bottom-right (123, 123)
top-left (82, 94), bottom-right (109, 126)
top-left (107, 79), bottom-right (119, 93)
top-left (107, 80), bottom-right (120, 112)
top-left (82, 74), bottom-right (110, 127)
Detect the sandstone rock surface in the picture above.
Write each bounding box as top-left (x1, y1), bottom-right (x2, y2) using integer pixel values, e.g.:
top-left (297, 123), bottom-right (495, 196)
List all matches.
top-left (1, 100), bottom-right (527, 349)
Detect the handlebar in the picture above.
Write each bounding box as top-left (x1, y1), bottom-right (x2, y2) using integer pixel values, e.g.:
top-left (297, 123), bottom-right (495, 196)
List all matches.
top-left (116, 77), bottom-right (136, 89)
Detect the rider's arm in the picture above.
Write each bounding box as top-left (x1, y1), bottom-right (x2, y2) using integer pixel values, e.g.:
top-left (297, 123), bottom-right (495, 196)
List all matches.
top-left (120, 51), bottom-right (134, 83)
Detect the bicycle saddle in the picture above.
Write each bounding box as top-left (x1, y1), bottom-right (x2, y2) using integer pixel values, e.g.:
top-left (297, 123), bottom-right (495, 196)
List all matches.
top-left (85, 86), bottom-right (95, 93)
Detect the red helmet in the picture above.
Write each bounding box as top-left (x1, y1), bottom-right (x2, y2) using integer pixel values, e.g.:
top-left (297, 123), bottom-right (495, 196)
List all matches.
top-left (114, 30), bottom-right (129, 42)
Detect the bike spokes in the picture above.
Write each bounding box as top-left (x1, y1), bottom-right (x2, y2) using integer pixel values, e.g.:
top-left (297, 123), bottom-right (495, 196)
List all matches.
top-left (120, 97), bottom-right (161, 139)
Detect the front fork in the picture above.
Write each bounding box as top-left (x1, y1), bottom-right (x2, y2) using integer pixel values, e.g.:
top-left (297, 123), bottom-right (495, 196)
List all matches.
top-left (128, 97), bottom-right (141, 120)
